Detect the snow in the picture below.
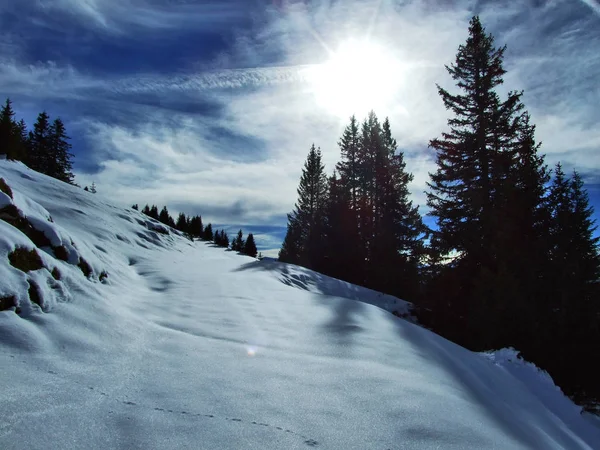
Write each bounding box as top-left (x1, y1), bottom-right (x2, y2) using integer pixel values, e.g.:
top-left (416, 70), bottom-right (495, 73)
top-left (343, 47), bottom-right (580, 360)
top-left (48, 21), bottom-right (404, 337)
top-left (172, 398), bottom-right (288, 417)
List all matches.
top-left (1, 159), bottom-right (599, 449)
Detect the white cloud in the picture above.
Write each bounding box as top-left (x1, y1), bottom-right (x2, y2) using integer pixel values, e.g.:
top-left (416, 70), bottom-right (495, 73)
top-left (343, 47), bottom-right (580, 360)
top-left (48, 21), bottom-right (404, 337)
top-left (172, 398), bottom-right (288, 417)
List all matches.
top-left (36, 0), bottom-right (248, 34)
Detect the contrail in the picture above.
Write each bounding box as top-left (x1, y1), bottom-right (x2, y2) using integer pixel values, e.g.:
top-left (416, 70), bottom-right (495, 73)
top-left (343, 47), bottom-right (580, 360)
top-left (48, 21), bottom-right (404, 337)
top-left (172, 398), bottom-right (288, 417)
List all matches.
top-left (110, 65), bottom-right (316, 95)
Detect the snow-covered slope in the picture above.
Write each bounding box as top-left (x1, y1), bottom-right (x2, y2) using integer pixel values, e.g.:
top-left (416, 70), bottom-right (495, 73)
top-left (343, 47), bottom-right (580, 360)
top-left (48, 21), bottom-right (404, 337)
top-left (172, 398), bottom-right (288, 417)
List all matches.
top-left (1, 160), bottom-right (599, 449)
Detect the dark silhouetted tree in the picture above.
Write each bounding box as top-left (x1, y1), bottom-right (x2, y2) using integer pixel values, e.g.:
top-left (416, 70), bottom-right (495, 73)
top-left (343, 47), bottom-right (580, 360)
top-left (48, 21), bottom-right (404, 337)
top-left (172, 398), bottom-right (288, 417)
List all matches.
top-left (203, 223), bottom-right (213, 241)
top-left (244, 233), bottom-right (258, 258)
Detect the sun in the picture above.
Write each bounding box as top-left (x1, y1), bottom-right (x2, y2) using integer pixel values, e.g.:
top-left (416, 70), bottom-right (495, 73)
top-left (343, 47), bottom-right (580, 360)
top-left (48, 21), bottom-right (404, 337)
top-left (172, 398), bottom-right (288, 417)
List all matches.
top-left (305, 38), bottom-right (404, 118)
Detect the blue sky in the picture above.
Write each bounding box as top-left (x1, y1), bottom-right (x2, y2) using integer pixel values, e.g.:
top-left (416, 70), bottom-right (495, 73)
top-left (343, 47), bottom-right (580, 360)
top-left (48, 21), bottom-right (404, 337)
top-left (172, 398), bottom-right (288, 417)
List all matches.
top-left (1, 0), bottom-right (599, 255)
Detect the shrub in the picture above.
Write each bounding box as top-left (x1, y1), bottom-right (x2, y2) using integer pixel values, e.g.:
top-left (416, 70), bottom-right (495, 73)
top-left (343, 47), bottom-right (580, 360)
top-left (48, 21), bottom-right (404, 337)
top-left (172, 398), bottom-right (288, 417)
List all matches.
top-left (8, 246), bottom-right (45, 272)
top-left (78, 257), bottom-right (93, 278)
top-left (28, 280), bottom-right (42, 307)
top-left (52, 245), bottom-right (69, 261)
top-left (0, 295), bottom-right (16, 311)
top-left (51, 267), bottom-right (62, 280)
top-left (0, 178), bottom-right (13, 199)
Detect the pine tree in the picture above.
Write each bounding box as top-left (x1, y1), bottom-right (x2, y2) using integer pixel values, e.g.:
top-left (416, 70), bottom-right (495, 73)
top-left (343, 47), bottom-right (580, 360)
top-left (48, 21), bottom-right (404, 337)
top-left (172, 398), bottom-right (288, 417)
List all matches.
top-left (189, 215), bottom-right (203, 238)
top-left (425, 16), bottom-right (533, 345)
top-left (336, 115), bottom-right (361, 212)
top-left (545, 165), bottom-right (600, 401)
top-left (221, 230), bottom-right (230, 248)
top-left (232, 229), bottom-right (244, 252)
top-left (279, 144), bottom-right (328, 269)
top-left (176, 212), bottom-right (188, 232)
top-left (132, 204), bottom-right (139, 211)
top-left (203, 223), bottom-right (213, 241)
top-left (27, 111), bottom-right (51, 173)
top-left (142, 204), bottom-right (151, 215)
top-left (0, 99), bottom-right (26, 161)
top-left (48, 118), bottom-right (75, 183)
top-left (149, 205), bottom-right (159, 220)
top-left (244, 233), bottom-right (258, 258)
top-left (158, 206), bottom-right (171, 225)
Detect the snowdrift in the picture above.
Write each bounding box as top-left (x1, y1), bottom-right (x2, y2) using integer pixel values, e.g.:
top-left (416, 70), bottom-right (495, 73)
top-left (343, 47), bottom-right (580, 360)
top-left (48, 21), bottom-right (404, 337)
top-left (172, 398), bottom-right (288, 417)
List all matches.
top-left (1, 159), bottom-right (599, 449)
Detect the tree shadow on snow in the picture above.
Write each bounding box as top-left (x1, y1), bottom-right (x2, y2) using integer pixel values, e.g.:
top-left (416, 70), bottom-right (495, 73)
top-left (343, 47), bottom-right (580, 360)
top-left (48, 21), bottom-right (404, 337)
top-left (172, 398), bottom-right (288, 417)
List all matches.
top-left (392, 318), bottom-right (600, 449)
top-left (234, 259), bottom-right (368, 350)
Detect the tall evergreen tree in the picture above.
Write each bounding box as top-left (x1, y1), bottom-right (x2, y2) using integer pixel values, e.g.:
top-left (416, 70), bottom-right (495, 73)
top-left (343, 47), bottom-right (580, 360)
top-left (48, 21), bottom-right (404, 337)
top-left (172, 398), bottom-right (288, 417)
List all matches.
top-left (232, 229), bottom-right (245, 252)
top-left (0, 99), bottom-right (26, 161)
top-left (149, 205), bottom-right (159, 220)
top-left (425, 16), bottom-right (536, 346)
top-left (48, 118), bottom-right (75, 183)
top-left (158, 206), bottom-right (171, 225)
top-left (189, 215), bottom-right (203, 238)
top-left (27, 111), bottom-right (51, 173)
top-left (203, 223), bottom-right (213, 241)
top-left (176, 212), bottom-right (188, 232)
top-left (279, 144), bottom-right (328, 269)
top-left (244, 233), bottom-right (258, 258)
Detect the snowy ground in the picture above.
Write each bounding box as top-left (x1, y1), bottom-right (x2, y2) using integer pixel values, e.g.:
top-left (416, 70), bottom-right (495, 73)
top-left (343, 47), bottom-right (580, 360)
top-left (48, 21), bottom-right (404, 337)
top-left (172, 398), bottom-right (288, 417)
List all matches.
top-left (1, 160), bottom-right (599, 449)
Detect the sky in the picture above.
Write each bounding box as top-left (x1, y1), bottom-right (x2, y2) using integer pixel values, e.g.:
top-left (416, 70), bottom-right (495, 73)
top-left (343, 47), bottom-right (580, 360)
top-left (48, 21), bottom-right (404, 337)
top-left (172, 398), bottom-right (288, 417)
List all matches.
top-left (1, 0), bottom-right (599, 255)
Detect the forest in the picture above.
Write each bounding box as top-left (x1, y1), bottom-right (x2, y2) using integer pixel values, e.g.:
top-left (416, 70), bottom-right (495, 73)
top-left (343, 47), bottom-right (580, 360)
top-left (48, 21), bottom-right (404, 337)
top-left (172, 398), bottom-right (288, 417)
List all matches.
top-left (279, 17), bottom-right (600, 408)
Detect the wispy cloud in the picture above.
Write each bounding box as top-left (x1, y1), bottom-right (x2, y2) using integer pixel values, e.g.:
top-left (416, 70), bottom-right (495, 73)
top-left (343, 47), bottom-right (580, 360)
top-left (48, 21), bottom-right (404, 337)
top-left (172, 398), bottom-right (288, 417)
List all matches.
top-left (32, 0), bottom-right (250, 34)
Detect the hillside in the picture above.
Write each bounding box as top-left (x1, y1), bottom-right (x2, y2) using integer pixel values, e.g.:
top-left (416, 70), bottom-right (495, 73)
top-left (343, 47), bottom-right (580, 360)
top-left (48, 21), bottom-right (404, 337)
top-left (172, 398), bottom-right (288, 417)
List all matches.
top-left (1, 159), bottom-right (599, 449)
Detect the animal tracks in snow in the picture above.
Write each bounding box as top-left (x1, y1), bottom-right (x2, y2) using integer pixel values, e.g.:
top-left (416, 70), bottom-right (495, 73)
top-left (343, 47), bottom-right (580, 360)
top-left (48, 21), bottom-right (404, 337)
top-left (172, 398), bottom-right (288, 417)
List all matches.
top-left (40, 368), bottom-right (321, 447)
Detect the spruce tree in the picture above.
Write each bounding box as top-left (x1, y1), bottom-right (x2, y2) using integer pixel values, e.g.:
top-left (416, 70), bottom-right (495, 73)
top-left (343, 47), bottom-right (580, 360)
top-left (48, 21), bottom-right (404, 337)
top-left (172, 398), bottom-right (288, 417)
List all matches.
top-left (232, 229), bottom-right (244, 251)
top-left (545, 165), bottom-right (600, 402)
top-left (203, 223), bottom-right (213, 241)
top-left (0, 99), bottom-right (25, 161)
top-left (149, 205), bottom-right (159, 220)
top-left (279, 144), bottom-right (328, 269)
top-left (189, 215), bottom-right (203, 238)
top-left (336, 115), bottom-right (361, 212)
top-left (27, 111), bottom-right (51, 173)
top-left (159, 206), bottom-right (170, 225)
top-left (176, 212), bottom-right (188, 232)
top-left (221, 230), bottom-right (230, 248)
top-left (49, 118), bottom-right (75, 183)
top-left (244, 233), bottom-right (258, 258)
top-left (425, 16), bottom-right (535, 346)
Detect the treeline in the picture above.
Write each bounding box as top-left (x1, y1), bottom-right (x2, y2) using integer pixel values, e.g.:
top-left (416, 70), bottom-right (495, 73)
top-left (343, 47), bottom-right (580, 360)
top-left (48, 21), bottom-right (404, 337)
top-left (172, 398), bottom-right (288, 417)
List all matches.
top-left (0, 99), bottom-right (75, 184)
top-left (280, 17), bottom-right (600, 407)
top-left (134, 203), bottom-right (258, 258)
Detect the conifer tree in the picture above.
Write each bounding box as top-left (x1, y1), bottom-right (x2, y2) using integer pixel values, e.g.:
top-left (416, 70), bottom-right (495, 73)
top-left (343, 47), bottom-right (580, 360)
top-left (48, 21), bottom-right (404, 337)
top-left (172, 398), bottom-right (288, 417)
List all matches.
top-left (0, 99), bottom-right (26, 161)
top-left (232, 229), bottom-right (244, 251)
top-left (221, 230), bottom-right (230, 248)
top-left (176, 212), bottom-right (188, 232)
top-left (189, 215), bottom-right (203, 238)
top-left (149, 205), bottom-right (159, 220)
top-left (142, 204), bottom-right (151, 215)
top-left (244, 233), bottom-right (258, 258)
top-left (279, 144), bottom-right (328, 269)
top-left (425, 16), bottom-right (536, 344)
top-left (27, 111), bottom-right (51, 173)
top-left (203, 223), bottom-right (213, 241)
top-left (159, 206), bottom-right (170, 225)
top-left (48, 118), bottom-right (75, 183)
